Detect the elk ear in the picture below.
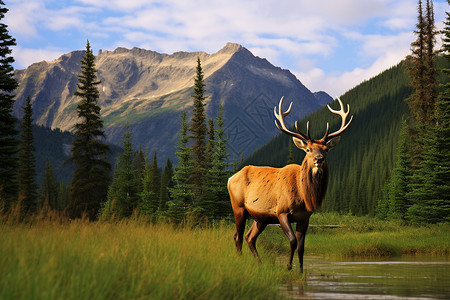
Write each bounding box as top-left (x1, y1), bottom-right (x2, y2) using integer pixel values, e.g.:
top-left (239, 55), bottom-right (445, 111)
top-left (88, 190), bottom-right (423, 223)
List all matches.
top-left (292, 137), bottom-right (308, 152)
top-left (326, 136), bottom-right (341, 149)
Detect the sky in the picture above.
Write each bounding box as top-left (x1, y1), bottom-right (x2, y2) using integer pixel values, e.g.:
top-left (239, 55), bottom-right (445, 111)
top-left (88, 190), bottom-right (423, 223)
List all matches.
top-left (5, 0), bottom-right (449, 97)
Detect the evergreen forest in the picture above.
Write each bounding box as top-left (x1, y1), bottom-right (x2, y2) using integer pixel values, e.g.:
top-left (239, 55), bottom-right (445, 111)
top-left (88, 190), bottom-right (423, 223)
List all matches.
top-left (245, 61), bottom-right (412, 216)
top-left (0, 0), bottom-right (448, 224)
top-left (246, 0), bottom-right (450, 223)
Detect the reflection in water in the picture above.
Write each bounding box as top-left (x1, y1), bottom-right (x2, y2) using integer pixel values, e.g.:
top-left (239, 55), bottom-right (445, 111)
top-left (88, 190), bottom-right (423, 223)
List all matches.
top-left (280, 257), bottom-right (450, 299)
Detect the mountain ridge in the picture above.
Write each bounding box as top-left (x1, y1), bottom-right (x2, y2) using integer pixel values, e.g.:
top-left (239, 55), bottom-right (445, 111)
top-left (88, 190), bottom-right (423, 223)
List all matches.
top-left (14, 42), bottom-right (328, 160)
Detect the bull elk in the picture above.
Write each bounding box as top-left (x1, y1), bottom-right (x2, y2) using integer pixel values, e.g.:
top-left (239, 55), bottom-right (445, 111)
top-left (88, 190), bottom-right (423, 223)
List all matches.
top-left (228, 97), bottom-right (352, 272)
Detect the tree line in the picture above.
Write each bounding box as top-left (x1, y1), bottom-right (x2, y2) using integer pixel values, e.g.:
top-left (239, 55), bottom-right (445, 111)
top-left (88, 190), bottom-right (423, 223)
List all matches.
top-left (2, 1), bottom-right (448, 224)
top-left (0, 1), bottom-right (232, 221)
top-left (377, 0), bottom-right (450, 223)
top-left (245, 0), bottom-right (449, 224)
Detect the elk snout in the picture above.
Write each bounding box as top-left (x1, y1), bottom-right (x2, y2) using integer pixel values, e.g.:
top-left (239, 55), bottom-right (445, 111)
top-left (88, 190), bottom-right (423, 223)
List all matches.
top-left (314, 155), bottom-right (324, 166)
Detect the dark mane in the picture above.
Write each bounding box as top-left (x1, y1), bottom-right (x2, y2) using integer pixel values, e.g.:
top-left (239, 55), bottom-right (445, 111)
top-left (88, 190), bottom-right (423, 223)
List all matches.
top-left (301, 162), bottom-right (329, 212)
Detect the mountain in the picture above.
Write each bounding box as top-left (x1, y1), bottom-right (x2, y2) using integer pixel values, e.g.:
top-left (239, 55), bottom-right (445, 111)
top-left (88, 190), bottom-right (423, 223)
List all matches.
top-left (30, 124), bottom-right (121, 185)
top-left (313, 91), bottom-right (333, 106)
top-left (13, 43), bottom-right (326, 161)
top-left (245, 61), bottom-right (412, 216)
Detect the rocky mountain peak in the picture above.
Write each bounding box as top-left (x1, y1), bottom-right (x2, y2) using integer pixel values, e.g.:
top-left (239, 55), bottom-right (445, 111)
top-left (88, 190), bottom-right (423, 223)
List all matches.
top-left (14, 43), bottom-right (329, 161)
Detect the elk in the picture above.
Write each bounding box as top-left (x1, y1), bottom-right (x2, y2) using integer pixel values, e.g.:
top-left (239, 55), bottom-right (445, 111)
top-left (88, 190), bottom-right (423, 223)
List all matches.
top-left (228, 97), bottom-right (352, 272)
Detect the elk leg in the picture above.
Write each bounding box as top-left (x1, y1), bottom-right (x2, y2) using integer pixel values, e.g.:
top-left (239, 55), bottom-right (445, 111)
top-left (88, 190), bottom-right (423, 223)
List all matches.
top-left (296, 222), bottom-right (309, 273)
top-left (278, 214), bottom-right (297, 270)
top-left (233, 208), bottom-right (248, 254)
top-left (245, 220), bottom-right (267, 261)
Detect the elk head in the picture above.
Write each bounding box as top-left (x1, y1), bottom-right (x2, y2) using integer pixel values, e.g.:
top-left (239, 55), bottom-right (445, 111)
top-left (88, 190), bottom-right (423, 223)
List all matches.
top-left (274, 96), bottom-right (353, 170)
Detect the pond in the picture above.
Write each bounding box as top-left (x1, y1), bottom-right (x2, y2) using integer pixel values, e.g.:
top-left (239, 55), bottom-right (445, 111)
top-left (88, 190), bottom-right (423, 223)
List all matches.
top-left (280, 257), bottom-right (450, 299)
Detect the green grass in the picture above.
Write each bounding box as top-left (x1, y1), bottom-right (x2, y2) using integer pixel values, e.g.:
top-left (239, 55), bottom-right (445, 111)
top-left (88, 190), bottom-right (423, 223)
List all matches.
top-left (258, 212), bottom-right (450, 258)
top-left (0, 212), bottom-right (448, 299)
top-left (0, 219), bottom-right (295, 300)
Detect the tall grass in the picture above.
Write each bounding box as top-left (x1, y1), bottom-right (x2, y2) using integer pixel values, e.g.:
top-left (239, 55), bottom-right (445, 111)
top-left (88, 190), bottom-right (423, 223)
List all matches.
top-left (258, 212), bottom-right (450, 258)
top-left (1, 210), bottom-right (448, 299)
top-left (0, 219), bottom-right (294, 300)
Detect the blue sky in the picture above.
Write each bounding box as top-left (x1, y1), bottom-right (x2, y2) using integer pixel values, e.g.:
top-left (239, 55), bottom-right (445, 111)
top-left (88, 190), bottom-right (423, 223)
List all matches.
top-left (5, 0), bottom-right (449, 97)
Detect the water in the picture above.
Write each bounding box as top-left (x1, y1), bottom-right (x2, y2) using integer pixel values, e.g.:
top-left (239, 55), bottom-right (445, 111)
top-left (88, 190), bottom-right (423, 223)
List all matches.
top-left (280, 257), bottom-right (450, 299)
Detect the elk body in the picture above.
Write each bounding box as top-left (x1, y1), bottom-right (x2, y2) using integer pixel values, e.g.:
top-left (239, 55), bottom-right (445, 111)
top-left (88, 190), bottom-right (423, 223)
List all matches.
top-left (228, 97), bottom-right (352, 272)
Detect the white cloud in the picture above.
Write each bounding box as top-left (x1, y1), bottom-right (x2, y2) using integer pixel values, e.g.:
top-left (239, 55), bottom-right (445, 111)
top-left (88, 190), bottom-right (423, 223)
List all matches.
top-left (13, 46), bottom-right (65, 69)
top-left (296, 45), bottom-right (412, 97)
top-left (75, 0), bottom-right (151, 11)
top-left (6, 0), bottom-right (449, 95)
top-left (5, 0), bottom-right (43, 37)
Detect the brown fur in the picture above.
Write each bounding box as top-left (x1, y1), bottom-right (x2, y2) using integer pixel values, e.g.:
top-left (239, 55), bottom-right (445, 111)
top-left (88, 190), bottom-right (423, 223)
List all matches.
top-left (228, 140), bottom-right (332, 272)
top-left (237, 96), bottom-right (352, 272)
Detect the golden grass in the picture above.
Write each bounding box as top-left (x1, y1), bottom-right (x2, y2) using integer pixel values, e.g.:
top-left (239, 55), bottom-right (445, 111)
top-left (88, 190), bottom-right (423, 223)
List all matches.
top-left (0, 219), bottom-right (294, 300)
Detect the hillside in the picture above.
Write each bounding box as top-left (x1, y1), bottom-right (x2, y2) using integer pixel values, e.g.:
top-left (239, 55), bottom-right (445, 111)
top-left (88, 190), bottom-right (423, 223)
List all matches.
top-left (245, 61), bottom-right (412, 215)
top-left (32, 125), bottom-right (121, 185)
top-left (13, 43), bottom-right (328, 161)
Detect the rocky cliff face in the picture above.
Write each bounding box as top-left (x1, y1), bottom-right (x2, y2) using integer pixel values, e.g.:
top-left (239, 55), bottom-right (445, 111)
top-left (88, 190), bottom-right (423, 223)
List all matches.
top-left (14, 42), bottom-right (328, 160)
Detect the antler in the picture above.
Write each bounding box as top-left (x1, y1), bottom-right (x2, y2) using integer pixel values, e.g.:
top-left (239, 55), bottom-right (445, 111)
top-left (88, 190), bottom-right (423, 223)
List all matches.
top-left (320, 97), bottom-right (353, 142)
top-left (274, 96), bottom-right (309, 141)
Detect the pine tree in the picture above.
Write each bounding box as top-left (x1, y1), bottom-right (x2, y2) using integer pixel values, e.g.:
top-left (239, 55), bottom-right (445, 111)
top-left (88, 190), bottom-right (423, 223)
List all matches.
top-left (189, 57), bottom-right (208, 199)
top-left (159, 158), bottom-right (174, 213)
top-left (407, 0), bottom-right (427, 165)
top-left (0, 1), bottom-right (19, 206)
top-left (39, 161), bottom-right (58, 210)
top-left (18, 96), bottom-right (38, 213)
top-left (407, 3), bottom-right (450, 223)
top-left (203, 104), bottom-right (230, 219)
top-left (135, 146), bottom-right (145, 194)
top-left (287, 140), bottom-right (295, 165)
top-left (139, 155), bottom-right (154, 215)
top-left (205, 118), bottom-right (215, 170)
top-left (406, 124), bottom-right (450, 223)
top-left (101, 127), bottom-right (139, 219)
top-left (443, 1), bottom-right (450, 58)
top-left (57, 182), bottom-right (70, 211)
top-left (149, 153), bottom-right (160, 198)
top-left (424, 0), bottom-right (438, 121)
top-left (169, 112), bottom-right (194, 220)
top-left (406, 0), bottom-right (438, 164)
top-left (384, 121), bottom-right (411, 220)
top-left (68, 41), bottom-right (111, 220)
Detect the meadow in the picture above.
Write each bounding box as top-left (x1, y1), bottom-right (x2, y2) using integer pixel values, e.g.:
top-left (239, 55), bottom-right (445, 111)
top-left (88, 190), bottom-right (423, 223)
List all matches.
top-left (0, 212), bottom-right (448, 300)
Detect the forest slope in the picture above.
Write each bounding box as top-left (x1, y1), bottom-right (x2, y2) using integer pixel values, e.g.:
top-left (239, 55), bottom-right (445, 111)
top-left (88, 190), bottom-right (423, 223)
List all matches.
top-left (245, 61), bottom-right (412, 215)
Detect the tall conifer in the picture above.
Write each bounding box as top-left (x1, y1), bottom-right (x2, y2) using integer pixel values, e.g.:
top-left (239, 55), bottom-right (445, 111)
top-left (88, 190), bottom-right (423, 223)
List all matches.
top-left (159, 158), bottom-right (174, 212)
top-left (18, 96), bottom-right (37, 212)
top-left (0, 1), bottom-right (18, 205)
top-left (202, 104), bottom-right (230, 219)
top-left (170, 112), bottom-right (194, 219)
top-left (101, 127), bottom-right (139, 219)
top-left (69, 41), bottom-right (111, 220)
top-left (385, 121), bottom-right (411, 220)
top-left (149, 153), bottom-right (160, 198)
top-left (139, 152), bottom-right (161, 214)
top-left (407, 2), bottom-right (450, 223)
top-left (39, 161), bottom-right (58, 210)
top-left (287, 140), bottom-right (295, 165)
top-left (205, 118), bottom-right (215, 170)
top-left (406, 0), bottom-right (438, 164)
top-left (189, 57), bottom-right (208, 199)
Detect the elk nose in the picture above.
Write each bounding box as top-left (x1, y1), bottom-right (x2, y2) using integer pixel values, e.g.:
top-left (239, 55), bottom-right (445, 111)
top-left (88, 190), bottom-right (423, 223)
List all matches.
top-left (315, 155), bottom-right (324, 164)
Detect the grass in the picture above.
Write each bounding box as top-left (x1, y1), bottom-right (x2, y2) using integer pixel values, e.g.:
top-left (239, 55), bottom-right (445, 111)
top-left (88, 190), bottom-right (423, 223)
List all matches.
top-left (0, 211), bottom-right (448, 299)
top-left (259, 212), bottom-right (450, 258)
top-left (0, 218), bottom-right (297, 300)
